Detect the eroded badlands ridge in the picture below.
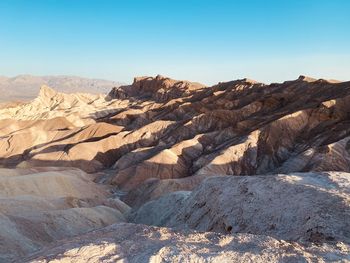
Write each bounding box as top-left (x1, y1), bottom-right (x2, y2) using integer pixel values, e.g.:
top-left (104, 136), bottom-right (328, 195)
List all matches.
top-left (2, 76), bottom-right (350, 183)
top-left (0, 75), bottom-right (350, 262)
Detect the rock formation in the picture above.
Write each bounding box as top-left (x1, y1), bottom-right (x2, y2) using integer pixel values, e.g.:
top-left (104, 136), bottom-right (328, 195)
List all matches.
top-left (0, 75), bottom-right (349, 262)
top-left (0, 167), bottom-right (128, 262)
top-left (24, 223), bottom-right (349, 263)
top-left (1, 76), bottom-right (350, 186)
top-left (129, 172), bottom-right (350, 244)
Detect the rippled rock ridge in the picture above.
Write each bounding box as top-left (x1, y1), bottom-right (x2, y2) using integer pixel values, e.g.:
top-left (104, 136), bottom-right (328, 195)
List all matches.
top-left (0, 75), bottom-right (349, 262)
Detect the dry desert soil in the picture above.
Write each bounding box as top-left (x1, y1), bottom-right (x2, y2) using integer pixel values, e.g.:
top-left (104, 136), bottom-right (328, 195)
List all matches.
top-left (0, 75), bottom-right (349, 262)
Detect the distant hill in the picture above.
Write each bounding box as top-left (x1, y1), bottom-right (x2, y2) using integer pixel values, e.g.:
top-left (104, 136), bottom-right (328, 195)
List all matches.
top-left (0, 74), bottom-right (123, 102)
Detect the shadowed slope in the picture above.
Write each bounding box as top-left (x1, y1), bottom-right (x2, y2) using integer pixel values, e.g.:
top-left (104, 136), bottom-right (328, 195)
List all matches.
top-left (24, 223), bottom-right (349, 263)
top-left (1, 75), bottom-right (350, 183)
top-left (1, 75), bottom-right (350, 262)
top-left (0, 167), bottom-right (129, 262)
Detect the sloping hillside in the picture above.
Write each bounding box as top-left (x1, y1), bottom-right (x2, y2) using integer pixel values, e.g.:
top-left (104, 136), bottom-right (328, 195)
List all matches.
top-left (0, 75), bottom-right (349, 262)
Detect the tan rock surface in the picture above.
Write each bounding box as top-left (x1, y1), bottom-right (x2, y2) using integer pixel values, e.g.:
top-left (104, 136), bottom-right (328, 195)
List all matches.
top-left (0, 75), bottom-right (350, 262)
top-left (25, 223), bottom-right (349, 263)
top-left (130, 172), bottom-right (350, 245)
top-left (2, 76), bottom-right (350, 181)
top-left (0, 85), bottom-right (129, 126)
top-left (0, 168), bottom-right (127, 262)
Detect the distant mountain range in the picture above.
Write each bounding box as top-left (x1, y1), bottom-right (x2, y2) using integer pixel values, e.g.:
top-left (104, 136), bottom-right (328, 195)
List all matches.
top-left (0, 74), bottom-right (123, 102)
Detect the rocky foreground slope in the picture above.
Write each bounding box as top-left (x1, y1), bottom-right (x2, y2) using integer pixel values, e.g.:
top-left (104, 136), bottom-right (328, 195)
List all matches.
top-left (0, 75), bottom-right (349, 262)
top-left (24, 223), bottom-right (349, 263)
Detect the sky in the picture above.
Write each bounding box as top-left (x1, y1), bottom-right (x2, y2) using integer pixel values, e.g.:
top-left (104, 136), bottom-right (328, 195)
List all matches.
top-left (0, 0), bottom-right (349, 85)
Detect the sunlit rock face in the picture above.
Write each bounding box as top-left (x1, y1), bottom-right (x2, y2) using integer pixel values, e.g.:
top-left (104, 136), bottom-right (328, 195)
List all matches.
top-left (129, 172), bottom-right (350, 243)
top-left (0, 167), bottom-right (128, 262)
top-left (2, 75), bottom-right (350, 184)
top-left (1, 75), bottom-right (350, 262)
top-left (24, 223), bottom-right (349, 263)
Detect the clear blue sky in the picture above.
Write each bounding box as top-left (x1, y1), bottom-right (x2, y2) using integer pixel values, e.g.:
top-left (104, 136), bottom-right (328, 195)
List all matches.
top-left (0, 0), bottom-right (349, 85)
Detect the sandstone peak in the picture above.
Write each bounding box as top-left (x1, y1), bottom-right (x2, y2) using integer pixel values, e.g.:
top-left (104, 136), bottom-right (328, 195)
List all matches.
top-left (38, 84), bottom-right (58, 99)
top-left (109, 75), bottom-right (205, 102)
